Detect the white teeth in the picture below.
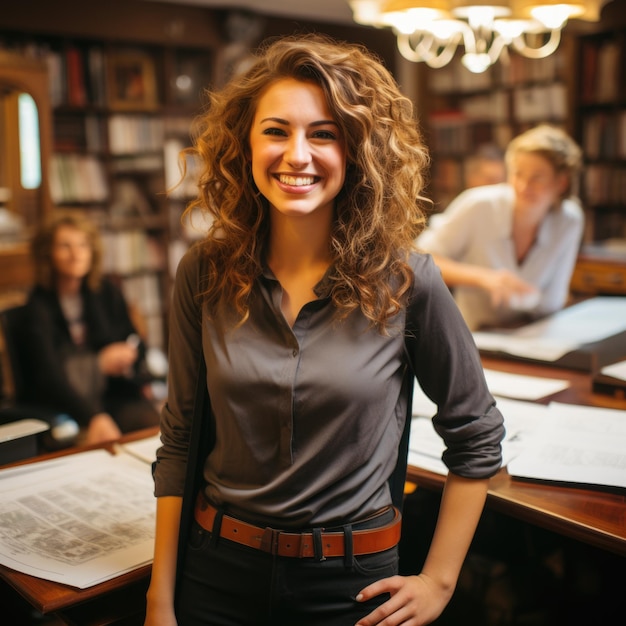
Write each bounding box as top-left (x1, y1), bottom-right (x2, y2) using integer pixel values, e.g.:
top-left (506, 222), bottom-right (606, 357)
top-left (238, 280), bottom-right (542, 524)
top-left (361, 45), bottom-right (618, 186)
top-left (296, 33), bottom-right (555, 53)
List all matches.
top-left (278, 175), bottom-right (315, 186)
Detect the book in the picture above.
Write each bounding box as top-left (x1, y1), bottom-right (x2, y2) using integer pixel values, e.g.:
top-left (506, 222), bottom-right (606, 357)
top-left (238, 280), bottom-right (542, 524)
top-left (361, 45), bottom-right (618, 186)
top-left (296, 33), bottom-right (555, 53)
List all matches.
top-left (595, 40), bottom-right (620, 103)
top-left (86, 46), bottom-right (107, 106)
top-left (65, 46), bottom-right (87, 107)
top-left (48, 154), bottom-right (108, 203)
top-left (44, 49), bottom-right (66, 108)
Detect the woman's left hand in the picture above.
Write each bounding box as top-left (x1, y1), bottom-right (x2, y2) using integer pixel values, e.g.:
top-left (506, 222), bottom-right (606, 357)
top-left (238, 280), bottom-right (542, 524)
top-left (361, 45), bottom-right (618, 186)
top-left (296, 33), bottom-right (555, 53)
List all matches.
top-left (86, 413), bottom-right (123, 445)
top-left (355, 574), bottom-right (453, 626)
top-left (98, 342), bottom-right (138, 377)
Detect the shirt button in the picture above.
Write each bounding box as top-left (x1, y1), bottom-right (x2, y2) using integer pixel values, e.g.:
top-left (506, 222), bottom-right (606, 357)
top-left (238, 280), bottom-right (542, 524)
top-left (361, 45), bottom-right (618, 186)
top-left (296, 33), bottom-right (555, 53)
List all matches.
top-left (292, 349), bottom-right (298, 357)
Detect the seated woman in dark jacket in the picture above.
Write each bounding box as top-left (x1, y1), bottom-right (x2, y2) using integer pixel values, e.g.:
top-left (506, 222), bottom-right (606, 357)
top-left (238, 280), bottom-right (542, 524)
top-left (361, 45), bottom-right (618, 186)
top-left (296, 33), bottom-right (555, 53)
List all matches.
top-left (24, 209), bottom-right (160, 444)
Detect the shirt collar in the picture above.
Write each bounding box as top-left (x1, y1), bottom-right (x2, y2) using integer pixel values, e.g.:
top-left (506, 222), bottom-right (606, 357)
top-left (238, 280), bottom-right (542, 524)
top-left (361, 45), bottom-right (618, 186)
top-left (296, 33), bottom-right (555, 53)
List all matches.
top-left (260, 262), bottom-right (335, 299)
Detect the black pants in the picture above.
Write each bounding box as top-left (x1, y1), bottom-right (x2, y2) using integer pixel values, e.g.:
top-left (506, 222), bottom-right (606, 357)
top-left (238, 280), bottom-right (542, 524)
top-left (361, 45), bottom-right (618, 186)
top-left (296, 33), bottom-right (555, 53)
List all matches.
top-left (176, 508), bottom-right (398, 626)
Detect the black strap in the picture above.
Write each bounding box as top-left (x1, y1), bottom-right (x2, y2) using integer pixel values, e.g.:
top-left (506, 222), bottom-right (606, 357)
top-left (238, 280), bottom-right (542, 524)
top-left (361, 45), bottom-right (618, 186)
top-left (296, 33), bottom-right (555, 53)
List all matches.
top-left (175, 354), bottom-right (212, 587)
top-left (388, 290), bottom-right (418, 513)
top-left (388, 362), bottom-right (414, 512)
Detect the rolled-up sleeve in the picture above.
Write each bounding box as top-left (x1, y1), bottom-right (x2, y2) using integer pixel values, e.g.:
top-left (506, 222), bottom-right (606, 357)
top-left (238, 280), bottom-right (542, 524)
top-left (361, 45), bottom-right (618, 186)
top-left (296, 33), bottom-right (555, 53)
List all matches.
top-left (407, 253), bottom-right (505, 478)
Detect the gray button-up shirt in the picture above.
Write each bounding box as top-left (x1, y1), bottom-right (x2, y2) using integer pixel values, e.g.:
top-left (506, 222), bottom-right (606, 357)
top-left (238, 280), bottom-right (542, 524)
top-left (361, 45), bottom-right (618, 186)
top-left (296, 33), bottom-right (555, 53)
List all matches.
top-left (154, 244), bottom-right (504, 529)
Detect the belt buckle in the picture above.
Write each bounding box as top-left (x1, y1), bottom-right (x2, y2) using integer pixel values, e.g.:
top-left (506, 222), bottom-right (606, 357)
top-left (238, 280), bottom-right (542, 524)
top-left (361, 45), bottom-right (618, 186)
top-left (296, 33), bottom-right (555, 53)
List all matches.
top-left (259, 526), bottom-right (281, 555)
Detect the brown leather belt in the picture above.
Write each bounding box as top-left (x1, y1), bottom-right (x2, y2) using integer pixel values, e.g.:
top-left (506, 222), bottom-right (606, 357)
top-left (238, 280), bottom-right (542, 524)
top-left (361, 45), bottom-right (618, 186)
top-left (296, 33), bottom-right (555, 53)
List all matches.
top-left (194, 493), bottom-right (401, 558)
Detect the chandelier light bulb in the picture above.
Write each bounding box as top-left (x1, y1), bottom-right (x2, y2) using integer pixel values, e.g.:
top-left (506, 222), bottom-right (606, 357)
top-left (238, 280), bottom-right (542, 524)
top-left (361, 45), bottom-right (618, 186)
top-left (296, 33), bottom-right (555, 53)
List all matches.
top-left (461, 51), bottom-right (492, 73)
top-left (493, 19), bottom-right (531, 40)
top-left (531, 4), bottom-right (576, 29)
top-left (382, 8), bottom-right (444, 33)
top-left (430, 19), bottom-right (467, 39)
top-left (350, 0), bottom-right (384, 25)
top-left (458, 6), bottom-right (500, 28)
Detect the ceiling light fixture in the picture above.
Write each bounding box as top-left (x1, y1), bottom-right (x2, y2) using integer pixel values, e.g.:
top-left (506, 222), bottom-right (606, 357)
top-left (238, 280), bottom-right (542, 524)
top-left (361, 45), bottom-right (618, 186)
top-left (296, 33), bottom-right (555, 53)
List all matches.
top-left (349, 1), bottom-right (610, 72)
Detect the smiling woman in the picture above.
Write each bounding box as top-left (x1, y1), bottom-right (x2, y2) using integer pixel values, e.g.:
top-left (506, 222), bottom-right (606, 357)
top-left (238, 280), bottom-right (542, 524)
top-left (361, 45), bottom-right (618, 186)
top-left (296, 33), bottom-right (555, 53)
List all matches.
top-left (146, 33), bottom-right (505, 626)
top-left (247, 78), bottom-right (348, 324)
top-left (250, 80), bottom-right (346, 213)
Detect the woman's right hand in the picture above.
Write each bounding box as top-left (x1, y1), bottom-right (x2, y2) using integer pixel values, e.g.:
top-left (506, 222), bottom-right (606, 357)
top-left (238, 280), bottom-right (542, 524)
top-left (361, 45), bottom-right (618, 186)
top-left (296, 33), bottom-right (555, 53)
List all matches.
top-left (483, 268), bottom-right (538, 309)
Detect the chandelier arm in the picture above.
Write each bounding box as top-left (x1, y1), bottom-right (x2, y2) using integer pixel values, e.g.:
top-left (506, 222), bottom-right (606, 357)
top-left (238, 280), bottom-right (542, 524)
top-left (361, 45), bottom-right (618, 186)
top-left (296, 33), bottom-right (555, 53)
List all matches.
top-left (396, 31), bottom-right (461, 67)
top-left (456, 21), bottom-right (478, 56)
top-left (511, 29), bottom-right (561, 60)
top-left (487, 34), bottom-right (508, 64)
top-left (396, 32), bottom-right (432, 63)
top-left (423, 39), bottom-right (461, 68)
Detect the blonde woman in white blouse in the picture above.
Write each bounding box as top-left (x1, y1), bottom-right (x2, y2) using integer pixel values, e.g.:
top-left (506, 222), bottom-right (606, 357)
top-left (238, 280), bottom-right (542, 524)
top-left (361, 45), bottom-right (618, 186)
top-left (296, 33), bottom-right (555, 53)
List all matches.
top-left (417, 124), bottom-right (584, 331)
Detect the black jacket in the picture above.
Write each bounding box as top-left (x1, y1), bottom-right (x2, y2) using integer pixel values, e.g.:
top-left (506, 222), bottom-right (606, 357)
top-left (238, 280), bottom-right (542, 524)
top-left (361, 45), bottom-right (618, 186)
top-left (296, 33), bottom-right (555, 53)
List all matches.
top-left (23, 279), bottom-right (147, 426)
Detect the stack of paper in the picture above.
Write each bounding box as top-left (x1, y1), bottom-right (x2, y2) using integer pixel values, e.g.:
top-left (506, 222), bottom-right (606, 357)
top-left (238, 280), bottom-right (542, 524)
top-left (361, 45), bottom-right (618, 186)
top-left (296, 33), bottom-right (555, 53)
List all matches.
top-left (408, 395), bottom-right (548, 476)
top-left (410, 369), bottom-right (626, 491)
top-left (600, 360), bottom-right (626, 382)
top-left (408, 370), bottom-right (557, 476)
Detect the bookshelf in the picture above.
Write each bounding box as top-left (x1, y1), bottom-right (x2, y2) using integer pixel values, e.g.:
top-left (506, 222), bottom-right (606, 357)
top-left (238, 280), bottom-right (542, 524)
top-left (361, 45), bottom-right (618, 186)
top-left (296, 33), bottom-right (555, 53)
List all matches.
top-left (575, 26), bottom-right (626, 243)
top-left (0, 29), bottom-right (218, 349)
top-left (568, 8), bottom-right (626, 297)
top-left (421, 43), bottom-right (573, 212)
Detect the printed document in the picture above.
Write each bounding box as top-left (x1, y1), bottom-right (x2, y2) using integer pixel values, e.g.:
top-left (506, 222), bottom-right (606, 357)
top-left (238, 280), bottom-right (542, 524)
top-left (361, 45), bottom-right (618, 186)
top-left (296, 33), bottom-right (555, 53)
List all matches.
top-left (0, 444), bottom-right (157, 589)
top-left (507, 402), bottom-right (626, 489)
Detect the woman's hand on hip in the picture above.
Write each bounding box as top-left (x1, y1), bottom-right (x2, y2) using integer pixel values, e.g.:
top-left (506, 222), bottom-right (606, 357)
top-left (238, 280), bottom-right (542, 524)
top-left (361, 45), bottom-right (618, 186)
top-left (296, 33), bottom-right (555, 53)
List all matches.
top-left (355, 573), bottom-right (453, 626)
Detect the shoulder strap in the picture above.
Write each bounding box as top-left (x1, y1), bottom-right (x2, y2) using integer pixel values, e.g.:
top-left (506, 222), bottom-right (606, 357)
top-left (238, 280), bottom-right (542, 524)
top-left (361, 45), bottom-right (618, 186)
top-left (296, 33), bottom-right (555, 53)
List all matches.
top-left (176, 354), bottom-right (212, 584)
top-left (388, 289), bottom-right (418, 512)
top-left (388, 345), bottom-right (415, 511)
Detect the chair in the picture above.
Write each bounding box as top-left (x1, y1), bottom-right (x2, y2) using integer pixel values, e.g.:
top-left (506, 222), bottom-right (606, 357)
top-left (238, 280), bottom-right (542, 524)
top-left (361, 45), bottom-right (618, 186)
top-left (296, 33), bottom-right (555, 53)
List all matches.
top-left (0, 304), bottom-right (79, 455)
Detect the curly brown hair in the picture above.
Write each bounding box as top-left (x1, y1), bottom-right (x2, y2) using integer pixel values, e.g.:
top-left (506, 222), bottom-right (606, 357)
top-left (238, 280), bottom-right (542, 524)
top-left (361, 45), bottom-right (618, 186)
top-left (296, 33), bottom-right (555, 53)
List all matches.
top-left (182, 33), bottom-right (430, 333)
top-left (30, 209), bottom-right (103, 291)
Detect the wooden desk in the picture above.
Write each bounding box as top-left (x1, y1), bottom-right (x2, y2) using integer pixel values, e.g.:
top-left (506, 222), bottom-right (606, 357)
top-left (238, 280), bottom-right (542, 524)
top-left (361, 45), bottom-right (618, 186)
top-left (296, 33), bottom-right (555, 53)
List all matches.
top-left (3, 362), bottom-right (626, 622)
top-left (0, 427), bottom-right (158, 625)
top-left (1, 567), bottom-right (150, 625)
top-left (407, 356), bottom-right (626, 558)
top-left (570, 250), bottom-right (626, 297)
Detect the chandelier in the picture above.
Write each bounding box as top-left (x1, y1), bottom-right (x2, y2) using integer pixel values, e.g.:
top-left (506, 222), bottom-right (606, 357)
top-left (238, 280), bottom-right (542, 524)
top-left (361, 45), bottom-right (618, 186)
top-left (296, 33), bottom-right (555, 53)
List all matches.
top-left (348, 1), bottom-right (609, 72)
